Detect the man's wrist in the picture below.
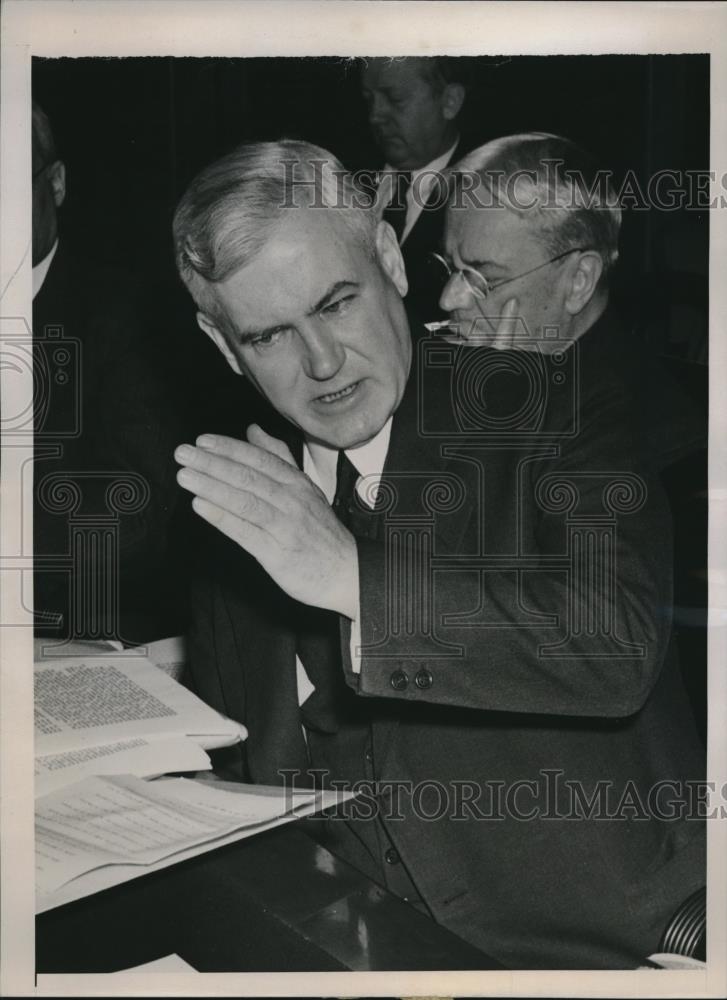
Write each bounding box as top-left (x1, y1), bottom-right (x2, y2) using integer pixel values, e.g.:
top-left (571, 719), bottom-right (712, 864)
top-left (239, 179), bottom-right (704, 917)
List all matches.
top-left (335, 545), bottom-right (360, 621)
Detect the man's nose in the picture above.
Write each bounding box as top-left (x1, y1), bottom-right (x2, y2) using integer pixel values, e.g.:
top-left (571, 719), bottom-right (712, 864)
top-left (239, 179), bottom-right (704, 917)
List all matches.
top-left (367, 93), bottom-right (389, 125)
top-left (439, 272), bottom-right (473, 313)
top-left (300, 323), bottom-right (346, 381)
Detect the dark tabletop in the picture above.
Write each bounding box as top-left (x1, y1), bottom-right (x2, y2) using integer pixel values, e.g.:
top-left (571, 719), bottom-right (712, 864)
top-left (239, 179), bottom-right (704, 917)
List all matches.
top-left (36, 820), bottom-right (502, 974)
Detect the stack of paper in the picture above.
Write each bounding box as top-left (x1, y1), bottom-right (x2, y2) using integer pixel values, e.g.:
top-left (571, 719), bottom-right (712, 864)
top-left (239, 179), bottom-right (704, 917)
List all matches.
top-left (36, 773), bottom-right (348, 912)
top-left (34, 647), bottom-right (246, 797)
top-left (33, 640), bottom-right (351, 915)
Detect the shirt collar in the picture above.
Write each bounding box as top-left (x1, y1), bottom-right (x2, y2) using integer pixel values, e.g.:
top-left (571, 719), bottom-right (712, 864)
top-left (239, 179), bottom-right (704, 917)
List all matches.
top-left (304, 417), bottom-right (394, 505)
top-left (33, 239), bottom-right (59, 299)
top-left (384, 137), bottom-right (460, 184)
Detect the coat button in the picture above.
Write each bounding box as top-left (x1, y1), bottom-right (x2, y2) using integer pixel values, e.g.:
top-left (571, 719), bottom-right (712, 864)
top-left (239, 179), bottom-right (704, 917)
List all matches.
top-left (390, 669), bottom-right (409, 691)
top-left (384, 847), bottom-right (400, 865)
top-left (415, 668), bottom-right (433, 690)
top-left (365, 747), bottom-right (374, 763)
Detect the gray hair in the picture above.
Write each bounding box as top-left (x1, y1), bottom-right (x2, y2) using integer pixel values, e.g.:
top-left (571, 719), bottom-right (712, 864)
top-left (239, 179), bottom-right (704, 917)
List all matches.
top-left (450, 133), bottom-right (622, 277)
top-left (173, 139), bottom-right (378, 333)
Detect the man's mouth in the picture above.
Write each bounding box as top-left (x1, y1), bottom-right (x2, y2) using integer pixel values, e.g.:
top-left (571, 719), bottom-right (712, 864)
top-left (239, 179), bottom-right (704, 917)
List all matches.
top-left (316, 381), bottom-right (361, 404)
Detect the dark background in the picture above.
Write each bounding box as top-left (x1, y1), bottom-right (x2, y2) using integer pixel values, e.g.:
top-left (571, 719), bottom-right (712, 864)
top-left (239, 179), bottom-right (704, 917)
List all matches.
top-left (33, 54), bottom-right (709, 288)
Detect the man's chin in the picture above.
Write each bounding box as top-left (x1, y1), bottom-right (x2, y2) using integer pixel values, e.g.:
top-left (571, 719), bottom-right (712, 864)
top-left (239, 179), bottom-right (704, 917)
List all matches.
top-left (306, 415), bottom-right (386, 452)
top-left (381, 138), bottom-right (407, 161)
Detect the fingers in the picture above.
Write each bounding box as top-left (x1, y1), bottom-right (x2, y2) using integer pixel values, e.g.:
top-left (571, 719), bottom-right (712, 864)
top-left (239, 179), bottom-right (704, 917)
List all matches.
top-left (246, 424), bottom-right (297, 467)
top-left (177, 466), bottom-right (278, 530)
top-left (175, 445), bottom-right (278, 507)
top-left (490, 297), bottom-right (519, 350)
top-left (175, 433), bottom-right (298, 490)
top-left (458, 297), bottom-right (551, 352)
top-left (198, 434), bottom-right (297, 481)
top-left (456, 297), bottom-right (519, 348)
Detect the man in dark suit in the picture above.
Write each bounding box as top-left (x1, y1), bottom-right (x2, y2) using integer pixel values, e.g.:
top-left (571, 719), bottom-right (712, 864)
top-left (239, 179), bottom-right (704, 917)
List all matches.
top-left (32, 101), bottom-right (184, 642)
top-left (172, 137), bottom-right (705, 969)
top-left (360, 57), bottom-right (468, 321)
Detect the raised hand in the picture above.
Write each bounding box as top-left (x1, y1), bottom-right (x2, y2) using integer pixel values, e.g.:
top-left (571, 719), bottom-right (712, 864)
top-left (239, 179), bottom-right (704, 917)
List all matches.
top-left (175, 425), bottom-right (358, 619)
top-left (429, 296), bottom-right (525, 348)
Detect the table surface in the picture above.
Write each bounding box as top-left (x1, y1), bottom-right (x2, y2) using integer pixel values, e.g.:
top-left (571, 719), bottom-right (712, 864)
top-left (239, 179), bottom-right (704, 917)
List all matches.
top-left (36, 819), bottom-right (502, 973)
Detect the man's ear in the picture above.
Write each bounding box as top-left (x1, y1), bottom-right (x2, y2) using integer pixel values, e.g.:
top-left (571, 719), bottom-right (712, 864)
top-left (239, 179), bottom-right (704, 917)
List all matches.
top-left (564, 251), bottom-right (604, 315)
top-left (442, 83), bottom-right (466, 122)
top-left (48, 161), bottom-right (66, 208)
top-left (375, 220), bottom-right (408, 298)
top-left (196, 312), bottom-right (243, 375)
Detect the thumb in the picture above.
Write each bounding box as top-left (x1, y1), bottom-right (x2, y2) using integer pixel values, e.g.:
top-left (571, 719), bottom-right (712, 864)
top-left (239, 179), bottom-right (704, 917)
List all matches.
top-left (246, 423), bottom-right (297, 467)
top-left (492, 296), bottom-right (519, 350)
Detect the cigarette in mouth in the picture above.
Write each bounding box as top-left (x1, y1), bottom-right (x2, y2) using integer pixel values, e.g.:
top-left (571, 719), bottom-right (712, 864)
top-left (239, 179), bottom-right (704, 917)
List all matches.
top-left (424, 320), bottom-right (459, 332)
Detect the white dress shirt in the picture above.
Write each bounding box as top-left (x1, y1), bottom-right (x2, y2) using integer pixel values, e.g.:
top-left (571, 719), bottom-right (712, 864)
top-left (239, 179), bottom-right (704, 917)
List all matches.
top-left (32, 239), bottom-right (59, 299)
top-left (382, 139), bottom-right (459, 245)
top-left (296, 417), bottom-right (393, 706)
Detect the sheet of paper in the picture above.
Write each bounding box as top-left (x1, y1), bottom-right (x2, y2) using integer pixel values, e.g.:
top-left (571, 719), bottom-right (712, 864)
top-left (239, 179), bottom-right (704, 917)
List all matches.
top-left (110, 954), bottom-right (197, 973)
top-left (36, 776), bottom-right (352, 913)
top-left (122, 635), bottom-right (187, 682)
top-left (34, 654), bottom-right (245, 756)
top-left (35, 736), bottom-right (211, 798)
top-left (35, 773), bottom-right (320, 895)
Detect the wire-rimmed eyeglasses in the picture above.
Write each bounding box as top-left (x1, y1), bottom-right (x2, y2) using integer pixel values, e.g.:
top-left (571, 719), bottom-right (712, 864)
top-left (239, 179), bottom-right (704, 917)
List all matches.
top-left (429, 247), bottom-right (590, 300)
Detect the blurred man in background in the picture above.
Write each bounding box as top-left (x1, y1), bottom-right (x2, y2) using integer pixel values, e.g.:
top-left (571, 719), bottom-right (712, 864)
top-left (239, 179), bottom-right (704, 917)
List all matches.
top-left (360, 56), bottom-right (469, 320)
top-left (32, 101), bottom-right (185, 643)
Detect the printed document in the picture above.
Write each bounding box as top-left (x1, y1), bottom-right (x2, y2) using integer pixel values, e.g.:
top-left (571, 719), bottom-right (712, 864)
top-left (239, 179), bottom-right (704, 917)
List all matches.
top-left (36, 774), bottom-right (350, 912)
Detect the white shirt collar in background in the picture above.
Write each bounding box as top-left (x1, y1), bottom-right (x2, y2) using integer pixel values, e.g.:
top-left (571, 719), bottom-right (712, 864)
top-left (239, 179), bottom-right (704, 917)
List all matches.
top-left (32, 239), bottom-right (59, 300)
top-left (383, 138), bottom-right (459, 245)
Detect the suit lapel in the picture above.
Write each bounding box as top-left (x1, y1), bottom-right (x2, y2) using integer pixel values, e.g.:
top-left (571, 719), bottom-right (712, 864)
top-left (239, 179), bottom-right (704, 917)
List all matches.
top-left (364, 325), bottom-right (476, 767)
top-left (380, 326), bottom-right (475, 552)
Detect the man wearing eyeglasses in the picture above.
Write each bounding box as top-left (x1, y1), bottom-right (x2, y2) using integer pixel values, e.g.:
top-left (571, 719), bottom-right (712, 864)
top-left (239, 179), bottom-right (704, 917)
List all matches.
top-left (174, 135), bottom-right (705, 970)
top-left (432, 132), bottom-right (618, 354)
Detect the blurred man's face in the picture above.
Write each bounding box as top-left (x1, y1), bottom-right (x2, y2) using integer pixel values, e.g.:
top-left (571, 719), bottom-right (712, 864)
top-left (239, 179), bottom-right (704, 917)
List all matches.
top-left (32, 159), bottom-right (65, 265)
top-left (361, 59), bottom-right (458, 170)
top-left (198, 209), bottom-right (412, 450)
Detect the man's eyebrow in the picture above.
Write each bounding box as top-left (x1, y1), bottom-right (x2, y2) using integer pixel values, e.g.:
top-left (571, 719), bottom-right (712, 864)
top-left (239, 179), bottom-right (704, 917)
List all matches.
top-left (460, 255), bottom-right (508, 273)
top-left (361, 85), bottom-right (404, 99)
top-left (236, 281), bottom-right (360, 343)
top-left (308, 280), bottom-right (360, 315)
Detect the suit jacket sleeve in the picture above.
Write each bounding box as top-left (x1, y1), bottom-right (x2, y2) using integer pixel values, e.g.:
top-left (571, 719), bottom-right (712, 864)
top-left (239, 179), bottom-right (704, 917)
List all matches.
top-left (340, 353), bottom-right (674, 720)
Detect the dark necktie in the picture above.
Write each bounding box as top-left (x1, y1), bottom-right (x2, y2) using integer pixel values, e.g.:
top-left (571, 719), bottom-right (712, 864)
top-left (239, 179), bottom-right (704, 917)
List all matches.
top-left (298, 451), bottom-right (361, 734)
top-left (382, 170), bottom-right (412, 242)
top-left (331, 449), bottom-right (360, 529)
